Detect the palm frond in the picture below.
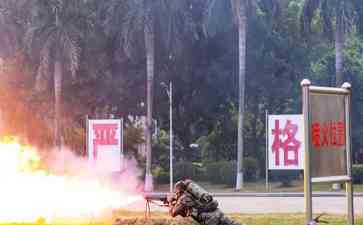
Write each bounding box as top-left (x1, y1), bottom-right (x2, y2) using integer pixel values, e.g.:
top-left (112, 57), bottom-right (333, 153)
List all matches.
top-left (63, 32), bottom-right (80, 79)
top-left (301, 0), bottom-right (321, 34)
top-left (35, 34), bottom-right (55, 91)
top-left (321, 0), bottom-right (333, 40)
top-left (202, 0), bottom-right (217, 36)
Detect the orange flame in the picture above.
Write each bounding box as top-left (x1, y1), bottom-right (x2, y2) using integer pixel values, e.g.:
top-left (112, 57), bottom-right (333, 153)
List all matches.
top-left (0, 138), bottom-right (142, 223)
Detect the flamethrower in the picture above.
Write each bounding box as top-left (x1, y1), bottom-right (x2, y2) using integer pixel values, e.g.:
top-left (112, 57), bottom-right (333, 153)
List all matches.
top-left (143, 192), bottom-right (177, 217)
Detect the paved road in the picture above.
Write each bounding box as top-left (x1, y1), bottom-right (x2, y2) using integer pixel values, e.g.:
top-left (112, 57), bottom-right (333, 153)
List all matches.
top-left (125, 193), bottom-right (363, 214)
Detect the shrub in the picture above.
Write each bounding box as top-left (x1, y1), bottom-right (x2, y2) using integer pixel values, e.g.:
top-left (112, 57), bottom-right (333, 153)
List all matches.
top-left (205, 161), bottom-right (223, 184)
top-left (155, 171), bottom-right (170, 184)
top-left (219, 160), bottom-right (237, 186)
top-left (174, 161), bottom-right (197, 181)
top-left (204, 157), bottom-right (258, 186)
top-left (270, 170), bottom-right (301, 187)
top-left (243, 157), bottom-right (259, 181)
top-left (352, 164), bottom-right (363, 184)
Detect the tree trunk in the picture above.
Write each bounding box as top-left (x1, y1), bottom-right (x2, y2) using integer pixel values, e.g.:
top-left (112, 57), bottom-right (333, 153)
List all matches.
top-left (144, 0), bottom-right (155, 192)
top-left (335, 2), bottom-right (344, 87)
top-left (236, 0), bottom-right (247, 190)
top-left (54, 57), bottom-right (62, 150)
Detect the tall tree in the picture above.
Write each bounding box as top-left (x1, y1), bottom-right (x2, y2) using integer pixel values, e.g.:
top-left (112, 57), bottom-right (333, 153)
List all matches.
top-left (302, 0), bottom-right (358, 86)
top-left (103, 0), bottom-right (155, 190)
top-left (104, 0), bottom-right (200, 190)
top-left (232, 0), bottom-right (247, 190)
top-left (144, 0), bottom-right (155, 191)
top-left (202, 0), bottom-right (280, 190)
top-left (25, 0), bottom-right (90, 149)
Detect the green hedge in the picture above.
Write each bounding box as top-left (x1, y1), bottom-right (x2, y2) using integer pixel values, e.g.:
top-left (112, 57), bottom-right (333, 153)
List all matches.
top-left (204, 157), bottom-right (258, 186)
top-left (270, 170), bottom-right (301, 187)
top-left (353, 164), bottom-right (363, 184)
top-left (243, 157), bottom-right (259, 181)
top-left (155, 162), bottom-right (208, 184)
top-left (205, 161), bottom-right (222, 184)
top-left (219, 160), bottom-right (237, 186)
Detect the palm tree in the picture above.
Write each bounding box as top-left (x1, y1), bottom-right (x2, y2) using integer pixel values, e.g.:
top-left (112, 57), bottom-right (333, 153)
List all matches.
top-left (25, 0), bottom-right (90, 149)
top-left (231, 0), bottom-right (247, 191)
top-left (302, 0), bottom-right (357, 87)
top-left (104, 0), bottom-right (198, 191)
top-left (203, 0), bottom-right (279, 190)
top-left (144, 0), bottom-right (155, 192)
top-left (103, 0), bottom-right (155, 190)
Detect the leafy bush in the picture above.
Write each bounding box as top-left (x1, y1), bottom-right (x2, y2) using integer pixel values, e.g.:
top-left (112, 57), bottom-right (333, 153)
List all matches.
top-left (154, 162), bottom-right (205, 184)
top-left (174, 161), bottom-right (198, 181)
top-left (204, 158), bottom-right (258, 186)
top-left (205, 161), bottom-right (223, 184)
top-left (219, 160), bottom-right (237, 186)
top-left (243, 157), bottom-right (259, 181)
top-left (352, 164), bottom-right (363, 184)
top-left (153, 166), bottom-right (170, 184)
top-left (270, 170), bottom-right (301, 187)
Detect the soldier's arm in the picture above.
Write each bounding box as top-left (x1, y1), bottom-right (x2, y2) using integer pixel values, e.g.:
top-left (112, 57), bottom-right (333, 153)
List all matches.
top-left (169, 195), bottom-right (195, 217)
top-left (169, 201), bottom-right (187, 217)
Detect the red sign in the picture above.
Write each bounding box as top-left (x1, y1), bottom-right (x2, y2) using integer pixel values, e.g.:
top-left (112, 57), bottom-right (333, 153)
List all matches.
top-left (311, 121), bottom-right (345, 149)
top-left (87, 119), bottom-right (122, 172)
top-left (92, 124), bottom-right (119, 159)
top-left (272, 119), bottom-right (301, 166)
top-left (268, 115), bottom-right (304, 170)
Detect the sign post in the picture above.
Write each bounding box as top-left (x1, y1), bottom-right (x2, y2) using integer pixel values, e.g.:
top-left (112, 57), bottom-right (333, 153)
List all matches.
top-left (301, 79), bottom-right (354, 225)
top-left (265, 110), bottom-right (269, 191)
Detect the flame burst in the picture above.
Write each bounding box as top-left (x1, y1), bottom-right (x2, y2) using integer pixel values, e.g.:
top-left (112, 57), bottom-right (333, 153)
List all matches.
top-left (0, 138), bottom-right (142, 223)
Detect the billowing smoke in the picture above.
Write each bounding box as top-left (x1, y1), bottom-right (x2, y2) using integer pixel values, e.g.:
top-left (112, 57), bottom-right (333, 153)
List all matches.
top-left (0, 140), bottom-right (144, 223)
top-left (43, 147), bottom-right (144, 194)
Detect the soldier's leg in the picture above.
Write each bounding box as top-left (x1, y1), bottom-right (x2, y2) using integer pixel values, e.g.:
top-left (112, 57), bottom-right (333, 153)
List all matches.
top-left (219, 215), bottom-right (245, 225)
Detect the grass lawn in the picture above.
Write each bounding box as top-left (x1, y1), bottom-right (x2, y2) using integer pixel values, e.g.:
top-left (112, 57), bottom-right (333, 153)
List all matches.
top-left (155, 180), bottom-right (363, 193)
top-left (27, 211), bottom-right (362, 225)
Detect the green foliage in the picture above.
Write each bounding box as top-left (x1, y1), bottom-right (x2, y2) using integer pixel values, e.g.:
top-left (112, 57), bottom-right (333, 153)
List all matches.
top-left (271, 170), bottom-right (301, 187)
top-left (153, 166), bottom-right (170, 184)
top-left (174, 161), bottom-right (201, 181)
top-left (204, 161), bottom-right (223, 184)
top-left (353, 164), bottom-right (363, 184)
top-left (243, 157), bottom-right (259, 181)
top-left (204, 158), bottom-right (258, 186)
top-left (219, 160), bottom-right (237, 186)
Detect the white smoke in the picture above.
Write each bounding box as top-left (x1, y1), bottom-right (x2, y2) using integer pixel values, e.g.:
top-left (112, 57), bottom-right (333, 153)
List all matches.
top-left (42, 147), bottom-right (144, 194)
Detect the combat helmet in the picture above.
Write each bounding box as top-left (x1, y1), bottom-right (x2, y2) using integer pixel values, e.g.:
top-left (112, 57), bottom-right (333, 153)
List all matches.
top-left (174, 180), bottom-right (187, 194)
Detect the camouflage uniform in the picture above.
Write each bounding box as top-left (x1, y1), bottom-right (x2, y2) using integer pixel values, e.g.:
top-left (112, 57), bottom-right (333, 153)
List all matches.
top-left (169, 183), bottom-right (243, 225)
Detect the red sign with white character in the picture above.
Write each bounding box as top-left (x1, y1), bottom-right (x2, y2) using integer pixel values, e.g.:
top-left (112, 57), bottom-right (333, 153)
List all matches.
top-left (268, 115), bottom-right (304, 170)
top-left (88, 119), bottom-right (122, 172)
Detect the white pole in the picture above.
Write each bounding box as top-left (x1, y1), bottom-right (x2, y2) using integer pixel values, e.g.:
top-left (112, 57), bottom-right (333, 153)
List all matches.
top-left (86, 115), bottom-right (89, 157)
top-left (121, 118), bottom-right (124, 171)
top-left (169, 82), bottom-right (173, 193)
top-left (265, 110), bottom-right (269, 191)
